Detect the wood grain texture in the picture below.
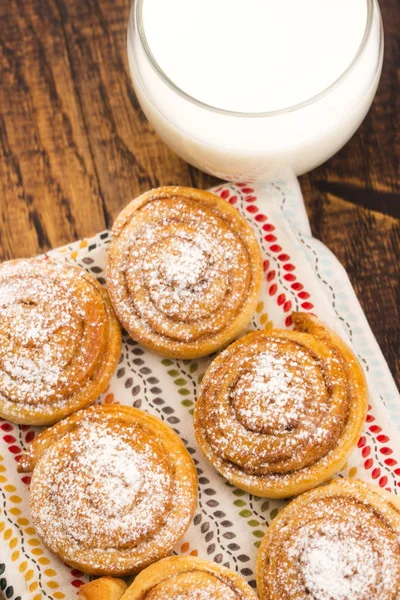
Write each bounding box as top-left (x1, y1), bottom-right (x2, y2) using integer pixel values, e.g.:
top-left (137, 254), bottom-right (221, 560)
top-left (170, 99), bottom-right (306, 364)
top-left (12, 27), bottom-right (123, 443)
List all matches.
top-left (0, 0), bottom-right (399, 592)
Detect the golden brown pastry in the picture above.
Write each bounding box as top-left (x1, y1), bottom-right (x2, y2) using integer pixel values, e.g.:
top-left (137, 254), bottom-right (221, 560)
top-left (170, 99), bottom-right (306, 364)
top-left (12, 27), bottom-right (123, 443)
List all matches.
top-left (18, 404), bottom-right (198, 576)
top-left (106, 186), bottom-right (263, 358)
top-left (119, 556), bottom-right (258, 599)
top-left (0, 258), bottom-right (121, 425)
top-left (78, 576), bottom-right (128, 600)
top-left (257, 478), bottom-right (400, 600)
top-left (194, 312), bottom-right (368, 498)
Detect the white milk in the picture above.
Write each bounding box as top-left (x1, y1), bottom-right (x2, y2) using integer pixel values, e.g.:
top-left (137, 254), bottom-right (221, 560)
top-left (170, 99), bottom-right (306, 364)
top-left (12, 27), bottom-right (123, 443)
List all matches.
top-left (128, 0), bottom-right (383, 180)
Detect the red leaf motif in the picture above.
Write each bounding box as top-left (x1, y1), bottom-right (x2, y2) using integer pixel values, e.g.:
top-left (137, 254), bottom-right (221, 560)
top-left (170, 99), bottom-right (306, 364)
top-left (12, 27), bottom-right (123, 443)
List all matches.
top-left (380, 447), bottom-right (393, 456)
top-left (301, 302), bottom-right (314, 310)
top-left (277, 294), bottom-right (285, 306)
top-left (283, 300), bottom-right (292, 313)
top-left (71, 569), bottom-right (84, 577)
top-left (357, 436), bottom-right (366, 448)
top-left (371, 468), bottom-right (381, 479)
top-left (369, 424), bottom-right (381, 432)
top-left (291, 282), bottom-right (303, 291)
top-left (283, 264), bottom-right (295, 272)
top-left (285, 315), bottom-right (293, 327)
top-left (8, 445), bottom-right (21, 454)
top-left (298, 291), bottom-right (310, 300)
top-left (3, 435), bottom-right (16, 444)
top-left (269, 284), bottom-right (278, 296)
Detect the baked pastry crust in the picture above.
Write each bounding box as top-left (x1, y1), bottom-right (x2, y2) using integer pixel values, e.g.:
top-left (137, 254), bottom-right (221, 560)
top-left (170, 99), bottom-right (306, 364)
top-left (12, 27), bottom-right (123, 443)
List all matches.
top-left (257, 478), bottom-right (400, 600)
top-left (0, 258), bottom-right (121, 425)
top-left (18, 404), bottom-right (198, 576)
top-left (78, 576), bottom-right (128, 600)
top-left (119, 556), bottom-right (258, 599)
top-left (106, 186), bottom-right (263, 358)
top-left (194, 312), bottom-right (368, 498)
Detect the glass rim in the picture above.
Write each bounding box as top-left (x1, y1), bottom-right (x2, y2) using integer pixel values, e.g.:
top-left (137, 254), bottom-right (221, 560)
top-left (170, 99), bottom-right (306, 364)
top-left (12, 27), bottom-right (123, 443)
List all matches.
top-left (134, 0), bottom-right (375, 118)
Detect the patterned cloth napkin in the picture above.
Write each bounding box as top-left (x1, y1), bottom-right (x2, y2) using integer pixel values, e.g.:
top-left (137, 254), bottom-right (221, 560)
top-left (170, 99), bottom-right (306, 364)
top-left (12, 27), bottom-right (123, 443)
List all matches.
top-left (1, 178), bottom-right (399, 600)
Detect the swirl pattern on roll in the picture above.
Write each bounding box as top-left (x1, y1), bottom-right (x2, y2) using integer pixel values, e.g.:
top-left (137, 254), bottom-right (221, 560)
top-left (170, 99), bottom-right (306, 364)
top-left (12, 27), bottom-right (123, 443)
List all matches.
top-left (18, 405), bottom-right (198, 575)
top-left (106, 187), bottom-right (263, 358)
top-left (194, 312), bottom-right (368, 498)
top-left (0, 258), bottom-right (121, 425)
top-left (120, 556), bottom-right (258, 600)
top-left (257, 478), bottom-right (400, 600)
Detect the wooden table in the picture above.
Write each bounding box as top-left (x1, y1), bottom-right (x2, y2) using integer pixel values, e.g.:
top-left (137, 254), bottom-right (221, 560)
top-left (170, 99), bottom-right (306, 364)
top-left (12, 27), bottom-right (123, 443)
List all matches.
top-left (0, 0), bottom-right (399, 592)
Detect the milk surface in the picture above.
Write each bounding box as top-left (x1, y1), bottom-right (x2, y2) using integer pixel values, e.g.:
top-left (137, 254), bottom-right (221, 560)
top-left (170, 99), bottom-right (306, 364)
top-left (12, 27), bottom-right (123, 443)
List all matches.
top-left (143, 0), bottom-right (368, 113)
top-left (128, 0), bottom-right (382, 179)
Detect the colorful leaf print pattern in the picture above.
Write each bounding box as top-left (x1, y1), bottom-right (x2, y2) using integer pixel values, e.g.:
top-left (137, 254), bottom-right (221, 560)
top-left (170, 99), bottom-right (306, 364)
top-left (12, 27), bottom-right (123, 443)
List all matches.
top-left (0, 182), bottom-right (399, 599)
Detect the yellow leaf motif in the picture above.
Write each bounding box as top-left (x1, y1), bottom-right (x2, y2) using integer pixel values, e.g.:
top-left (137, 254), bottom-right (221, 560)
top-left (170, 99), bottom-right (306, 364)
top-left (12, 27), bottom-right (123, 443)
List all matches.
top-left (349, 467), bottom-right (358, 478)
top-left (256, 301), bottom-right (264, 313)
top-left (47, 581), bottom-right (60, 589)
top-left (19, 561), bottom-right (27, 572)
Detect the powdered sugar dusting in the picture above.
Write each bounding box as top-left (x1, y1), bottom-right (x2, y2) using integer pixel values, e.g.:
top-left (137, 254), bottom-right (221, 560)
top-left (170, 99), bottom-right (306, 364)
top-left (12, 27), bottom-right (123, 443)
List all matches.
top-left (233, 350), bottom-right (309, 433)
top-left (0, 259), bottom-right (111, 418)
top-left (197, 331), bottom-right (349, 484)
top-left (33, 422), bottom-right (173, 549)
top-left (267, 491), bottom-right (400, 600)
top-left (29, 409), bottom-right (197, 573)
top-left (107, 194), bottom-right (260, 351)
top-left (297, 525), bottom-right (388, 598)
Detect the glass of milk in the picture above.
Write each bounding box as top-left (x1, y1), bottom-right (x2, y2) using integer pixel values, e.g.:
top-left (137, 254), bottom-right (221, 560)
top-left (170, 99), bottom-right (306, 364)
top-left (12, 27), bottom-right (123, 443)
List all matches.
top-left (127, 0), bottom-right (383, 181)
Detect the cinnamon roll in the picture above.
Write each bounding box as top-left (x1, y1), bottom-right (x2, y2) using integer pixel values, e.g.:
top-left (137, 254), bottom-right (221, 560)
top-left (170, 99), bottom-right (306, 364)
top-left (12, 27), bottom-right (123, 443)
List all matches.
top-left (194, 312), bottom-right (368, 498)
top-left (119, 556), bottom-right (258, 599)
top-left (18, 404), bottom-right (198, 575)
top-left (257, 478), bottom-right (400, 600)
top-left (78, 576), bottom-right (128, 600)
top-left (0, 258), bottom-right (121, 425)
top-left (106, 186), bottom-right (263, 358)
